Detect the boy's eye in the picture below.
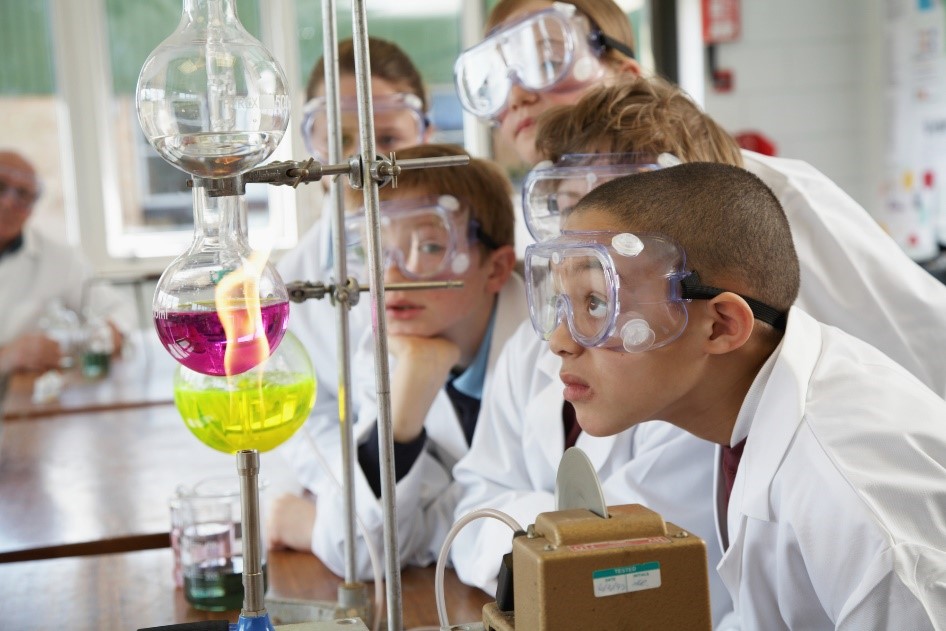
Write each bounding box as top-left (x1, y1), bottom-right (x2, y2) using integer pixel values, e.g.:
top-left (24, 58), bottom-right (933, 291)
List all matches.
top-left (418, 241), bottom-right (447, 256)
top-left (376, 134), bottom-right (402, 150)
top-left (586, 294), bottom-right (608, 319)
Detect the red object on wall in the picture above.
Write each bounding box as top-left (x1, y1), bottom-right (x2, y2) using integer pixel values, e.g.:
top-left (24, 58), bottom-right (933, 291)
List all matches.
top-left (712, 68), bottom-right (734, 92)
top-left (733, 131), bottom-right (777, 156)
top-left (702, 0), bottom-right (741, 44)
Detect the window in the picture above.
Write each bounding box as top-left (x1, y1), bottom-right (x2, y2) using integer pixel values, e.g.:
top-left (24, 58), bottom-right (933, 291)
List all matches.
top-left (102, 0), bottom-right (295, 260)
top-left (1, 0), bottom-right (651, 273)
top-left (294, 0), bottom-right (468, 146)
top-left (0, 0), bottom-right (71, 244)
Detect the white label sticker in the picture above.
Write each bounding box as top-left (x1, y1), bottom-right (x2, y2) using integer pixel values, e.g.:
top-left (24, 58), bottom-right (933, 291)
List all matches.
top-left (592, 562), bottom-right (661, 598)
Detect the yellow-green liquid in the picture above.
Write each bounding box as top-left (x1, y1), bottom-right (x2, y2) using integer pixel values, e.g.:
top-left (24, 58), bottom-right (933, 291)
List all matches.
top-left (174, 372), bottom-right (316, 453)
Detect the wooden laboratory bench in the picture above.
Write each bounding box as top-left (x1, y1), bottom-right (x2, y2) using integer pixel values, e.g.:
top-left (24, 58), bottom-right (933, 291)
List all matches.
top-left (0, 547), bottom-right (492, 630)
top-left (0, 331), bottom-right (178, 421)
top-left (0, 403), bottom-right (300, 563)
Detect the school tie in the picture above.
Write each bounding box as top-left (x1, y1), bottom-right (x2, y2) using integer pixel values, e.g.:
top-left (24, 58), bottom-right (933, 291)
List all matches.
top-left (720, 438), bottom-right (747, 513)
top-left (562, 401), bottom-right (582, 449)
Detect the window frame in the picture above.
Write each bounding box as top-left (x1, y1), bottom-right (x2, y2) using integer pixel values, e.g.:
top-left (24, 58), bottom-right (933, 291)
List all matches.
top-left (48, 0), bottom-right (309, 277)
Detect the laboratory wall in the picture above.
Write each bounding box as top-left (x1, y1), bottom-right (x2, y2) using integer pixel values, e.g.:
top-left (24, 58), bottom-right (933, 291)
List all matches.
top-left (700, 0), bottom-right (884, 221)
top-left (6, 1), bottom-right (936, 273)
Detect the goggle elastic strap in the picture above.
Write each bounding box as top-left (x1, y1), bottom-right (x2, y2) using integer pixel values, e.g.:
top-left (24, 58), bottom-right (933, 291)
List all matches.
top-left (468, 218), bottom-right (500, 251)
top-left (681, 271), bottom-right (787, 330)
top-left (588, 29), bottom-right (636, 60)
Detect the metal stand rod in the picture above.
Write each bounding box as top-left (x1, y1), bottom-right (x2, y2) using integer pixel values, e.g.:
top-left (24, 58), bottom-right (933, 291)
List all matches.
top-left (320, 0), bottom-right (360, 591)
top-left (350, 1), bottom-right (402, 629)
top-left (237, 449), bottom-right (266, 617)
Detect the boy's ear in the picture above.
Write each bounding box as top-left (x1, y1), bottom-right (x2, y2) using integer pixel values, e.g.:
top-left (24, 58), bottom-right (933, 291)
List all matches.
top-left (608, 57), bottom-right (643, 81)
top-left (483, 245), bottom-right (516, 293)
top-left (701, 292), bottom-right (755, 355)
top-left (421, 122), bottom-right (436, 144)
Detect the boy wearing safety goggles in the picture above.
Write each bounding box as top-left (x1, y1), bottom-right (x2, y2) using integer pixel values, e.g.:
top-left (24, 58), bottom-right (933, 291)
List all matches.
top-left (549, 162), bottom-right (946, 629)
top-left (451, 81), bottom-right (746, 626)
top-left (456, 0), bottom-right (639, 165)
top-left (452, 76), bottom-right (946, 626)
top-left (276, 37), bottom-right (434, 497)
top-left (270, 144), bottom-right (529, 579)
top-left (533, 78), bottom-right (946, 395)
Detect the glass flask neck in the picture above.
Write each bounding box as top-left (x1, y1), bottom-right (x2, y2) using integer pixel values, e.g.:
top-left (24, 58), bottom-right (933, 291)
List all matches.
top-left (190, 184), bottom-right (248, 249)
top-left (182, 0), bottom-right (240, 27)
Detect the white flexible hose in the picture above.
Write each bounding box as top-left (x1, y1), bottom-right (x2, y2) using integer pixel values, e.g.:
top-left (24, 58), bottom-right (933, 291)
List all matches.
top-left (435, 508), bottom-right (524, 629)
top-left (302, 428), bottom-right (385, 631)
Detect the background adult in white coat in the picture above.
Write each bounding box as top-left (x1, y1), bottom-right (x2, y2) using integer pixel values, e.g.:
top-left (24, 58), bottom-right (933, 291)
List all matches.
top-left (549, 162), bottom-right (946, 629)
top-left (0, 150), bottom-right (134, 374)
top-left (269, 146), bottom-right (529, 579)
top-left (275, 37), bottom-right (434, 492)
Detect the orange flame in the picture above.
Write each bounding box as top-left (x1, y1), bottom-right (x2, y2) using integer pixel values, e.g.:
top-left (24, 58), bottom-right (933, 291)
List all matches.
top-left (214, 248), bottom-right (272, 377)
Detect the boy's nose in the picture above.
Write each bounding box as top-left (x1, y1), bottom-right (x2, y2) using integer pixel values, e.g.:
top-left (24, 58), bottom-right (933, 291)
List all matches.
top-left (549, 321), bottom-right (582, 357)
top-left (507, 83), bottom-right (539, 112)
top-left (382, 254), bottom-right (407, 283)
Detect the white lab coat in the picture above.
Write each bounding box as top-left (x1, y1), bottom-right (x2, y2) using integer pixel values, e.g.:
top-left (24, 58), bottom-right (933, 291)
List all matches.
top-left (716, 306), bottom-right (946, 630)
top-left (274, 210), bottom-right (373, 492)
top-left (0, 226), bottom-right (135, 345)
top-left (451, 152), bottom-right (946, 627)
top-left (450, 322), bottom-right (730, 623)
top-left (310, 275), bottom-right (529, 579)
top-left (743, 151), bottom-right (946, 397)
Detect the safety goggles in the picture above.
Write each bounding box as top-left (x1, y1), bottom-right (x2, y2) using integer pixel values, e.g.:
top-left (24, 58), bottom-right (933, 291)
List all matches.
top-left (300, 92), bottom-right (428, 161)
top-left (525, 231), bottom-right (787, 353)
top-left (522, 153), bottom-right (681, 241)
top-left (454, 2), bottom-right (635, 121)
top-left (344, 195), bottom-right (497, 281)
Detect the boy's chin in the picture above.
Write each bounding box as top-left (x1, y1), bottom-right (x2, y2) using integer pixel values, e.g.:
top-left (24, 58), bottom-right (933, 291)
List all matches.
top-left (572, 405), bottom-right (641, 438)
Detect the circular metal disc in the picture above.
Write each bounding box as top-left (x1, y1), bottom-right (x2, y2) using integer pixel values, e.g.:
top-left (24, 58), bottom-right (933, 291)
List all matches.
top-left (555, 447), bottom-right (610, 518)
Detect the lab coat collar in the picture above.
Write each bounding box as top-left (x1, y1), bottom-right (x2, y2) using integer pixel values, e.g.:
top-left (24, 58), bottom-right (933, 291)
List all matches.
top-left (576, 429), bottom-right (620, 473)
top-left (525, 383), bottom-right (619, 476)
top-left (735, 306), bottom-right (821, 522)
top-left (452, 305), bottom-right (496, 399)
top-left (439, 272), bottom-right (529, 456)
top-left (488, 272), bottom-right (528, 376)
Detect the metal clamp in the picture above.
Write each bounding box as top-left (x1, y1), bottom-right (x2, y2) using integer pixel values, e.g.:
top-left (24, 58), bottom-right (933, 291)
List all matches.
top-left (200, 152), bottom-right (469, 194)
top-left (286, 278), bottom-right (463, 305)
top-left (371, 152), bottom-right (401, 189)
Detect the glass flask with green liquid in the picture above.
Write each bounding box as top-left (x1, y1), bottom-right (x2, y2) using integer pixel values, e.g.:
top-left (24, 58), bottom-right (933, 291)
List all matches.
top-left (173, 331), bottom-right (316, 454)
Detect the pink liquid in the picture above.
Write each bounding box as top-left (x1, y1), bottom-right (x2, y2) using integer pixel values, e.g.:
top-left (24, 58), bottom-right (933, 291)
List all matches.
top-left (154, 301), bottom-right (290, 376)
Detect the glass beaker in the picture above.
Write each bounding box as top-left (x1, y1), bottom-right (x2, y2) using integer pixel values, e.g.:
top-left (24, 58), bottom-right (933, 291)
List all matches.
top-left (80, 316), bottom-right (113, 379)
top-left (38, 299), bottom-right (83, 369)
top-left (170, 475), bottom-right (269, 611)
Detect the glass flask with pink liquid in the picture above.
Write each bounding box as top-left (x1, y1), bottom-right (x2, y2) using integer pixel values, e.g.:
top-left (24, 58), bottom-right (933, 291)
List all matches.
top-left (153, 182), bottom-right (289, 376)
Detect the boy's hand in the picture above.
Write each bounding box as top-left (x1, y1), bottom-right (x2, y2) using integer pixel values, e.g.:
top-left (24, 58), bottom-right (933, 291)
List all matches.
top-left (266, 492), bottom-right (316, 552)
top-left (388, 335), bottom-right (460, 443)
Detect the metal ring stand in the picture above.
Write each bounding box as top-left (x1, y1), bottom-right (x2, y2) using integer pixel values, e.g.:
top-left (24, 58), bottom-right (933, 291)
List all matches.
top-left (149, 2), bottom-right (467, 628)
top-left (251, 2), bottom-right (469, 629)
